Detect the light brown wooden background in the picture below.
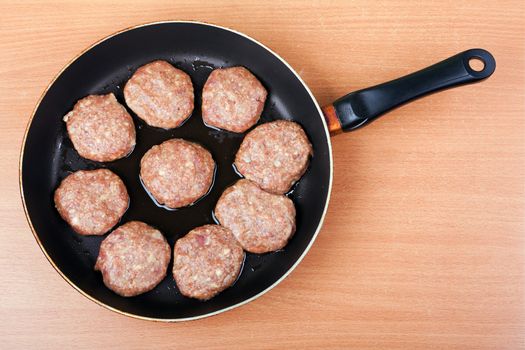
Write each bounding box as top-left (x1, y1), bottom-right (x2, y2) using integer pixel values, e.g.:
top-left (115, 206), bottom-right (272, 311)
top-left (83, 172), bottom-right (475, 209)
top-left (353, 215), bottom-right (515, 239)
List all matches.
top-left (1, 1), bottom-right (524, 349)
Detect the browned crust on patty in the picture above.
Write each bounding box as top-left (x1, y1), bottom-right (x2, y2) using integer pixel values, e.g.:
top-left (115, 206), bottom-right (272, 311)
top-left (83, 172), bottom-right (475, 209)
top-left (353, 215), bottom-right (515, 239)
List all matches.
top-left (173, 224), bottom-right (244, 300)
top-left (54, 169), bottom-right (129, 235)
top-left (215, 179), bottom-right (296, 253)
top-left (124, 60), bottom-right (194, 129)
top-left (95, 221), bottom-right (171, 297)
top-left (202, 66), bottom-right (267, 133)
top-left (234, 120), bottom-right (313, 194)
top-left (63, 94), bottom-right (136, 162)
top-left (140, 139), bottom-right (215, 209)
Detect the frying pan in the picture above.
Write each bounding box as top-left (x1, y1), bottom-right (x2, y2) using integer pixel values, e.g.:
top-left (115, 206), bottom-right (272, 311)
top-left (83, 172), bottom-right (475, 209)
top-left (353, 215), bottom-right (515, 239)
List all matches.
top-left (20, 21), bottom-right (496, 321)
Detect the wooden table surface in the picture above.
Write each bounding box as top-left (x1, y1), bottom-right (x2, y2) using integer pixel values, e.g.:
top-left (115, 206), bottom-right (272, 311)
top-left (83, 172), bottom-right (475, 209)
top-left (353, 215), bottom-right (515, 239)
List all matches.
top-left (1, 1), bottom-right (524, 349)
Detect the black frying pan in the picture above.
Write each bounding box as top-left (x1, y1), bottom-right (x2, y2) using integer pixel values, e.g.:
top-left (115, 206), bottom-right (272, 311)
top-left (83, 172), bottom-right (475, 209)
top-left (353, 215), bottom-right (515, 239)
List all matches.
top-left (20, 21), bottom-right (495, 321)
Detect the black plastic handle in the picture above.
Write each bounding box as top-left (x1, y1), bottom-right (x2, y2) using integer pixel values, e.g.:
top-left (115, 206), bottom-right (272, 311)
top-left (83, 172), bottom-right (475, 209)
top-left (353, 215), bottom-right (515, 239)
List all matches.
top-left (327, 49), bottom-right (496, 132)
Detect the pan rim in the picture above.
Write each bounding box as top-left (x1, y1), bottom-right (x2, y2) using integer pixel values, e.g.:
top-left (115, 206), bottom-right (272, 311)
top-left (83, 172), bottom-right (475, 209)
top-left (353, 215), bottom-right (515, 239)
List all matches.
top-left (19, 20), bottom-right (334, 322)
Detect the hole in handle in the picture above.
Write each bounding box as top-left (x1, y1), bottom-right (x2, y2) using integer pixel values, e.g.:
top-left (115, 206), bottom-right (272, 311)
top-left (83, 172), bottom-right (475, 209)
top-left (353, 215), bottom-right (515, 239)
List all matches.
top-left (463, 49), bottom-right (495, 79)
top-left (468, 57), bottom-right (485, 72)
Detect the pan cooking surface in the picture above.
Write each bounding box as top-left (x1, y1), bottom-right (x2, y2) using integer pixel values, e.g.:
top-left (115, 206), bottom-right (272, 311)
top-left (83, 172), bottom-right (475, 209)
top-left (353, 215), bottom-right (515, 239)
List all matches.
top-left (21, 22), bottom-right (331, 319)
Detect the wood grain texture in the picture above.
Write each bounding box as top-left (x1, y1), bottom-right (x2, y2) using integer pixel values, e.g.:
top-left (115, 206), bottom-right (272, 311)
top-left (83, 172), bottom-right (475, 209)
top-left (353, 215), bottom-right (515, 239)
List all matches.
top-left (1, 1), bottom-right (524, 349)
